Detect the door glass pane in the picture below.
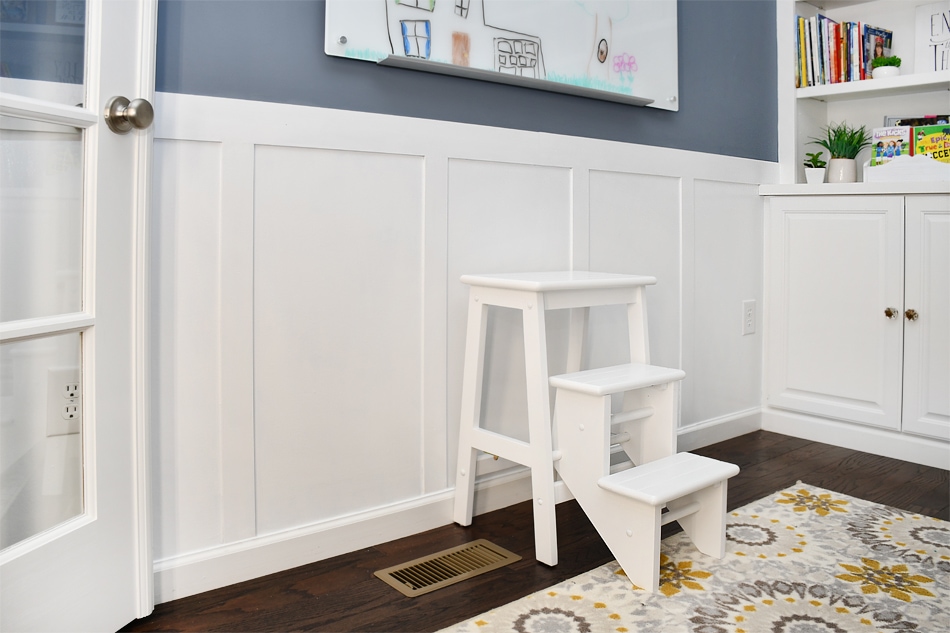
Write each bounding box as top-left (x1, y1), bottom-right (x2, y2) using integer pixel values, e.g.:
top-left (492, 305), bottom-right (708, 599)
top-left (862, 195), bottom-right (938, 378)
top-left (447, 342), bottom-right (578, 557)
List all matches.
top-left (0, 0), bottom-right (85, 106)
top-left (0, 115), bottom-right (83, 322)
top-left (0, 331), bottom-right (83, 551)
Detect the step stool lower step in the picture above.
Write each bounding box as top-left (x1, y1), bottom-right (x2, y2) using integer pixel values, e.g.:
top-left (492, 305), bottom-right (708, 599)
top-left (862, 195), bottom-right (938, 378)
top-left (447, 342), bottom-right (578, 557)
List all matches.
top-left (598, 451), bottom-right (740, 506)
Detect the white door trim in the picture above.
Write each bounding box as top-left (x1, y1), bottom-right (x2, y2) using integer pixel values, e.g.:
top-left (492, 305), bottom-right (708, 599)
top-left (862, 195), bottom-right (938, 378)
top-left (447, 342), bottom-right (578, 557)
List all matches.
top-left (132, 0), bottom-right (159, 617)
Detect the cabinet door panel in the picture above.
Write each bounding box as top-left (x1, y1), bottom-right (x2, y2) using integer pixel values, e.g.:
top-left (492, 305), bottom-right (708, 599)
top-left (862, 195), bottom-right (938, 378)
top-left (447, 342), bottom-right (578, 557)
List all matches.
top-left (767, 196), bottom-right (903, 428)
top-left (902, 196), bottom-right (950, 440)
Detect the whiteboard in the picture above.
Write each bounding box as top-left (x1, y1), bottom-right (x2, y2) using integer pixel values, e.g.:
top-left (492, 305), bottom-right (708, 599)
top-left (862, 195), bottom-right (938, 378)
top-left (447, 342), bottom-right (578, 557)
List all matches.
top-left (325, 0), bottom-right (679, 111)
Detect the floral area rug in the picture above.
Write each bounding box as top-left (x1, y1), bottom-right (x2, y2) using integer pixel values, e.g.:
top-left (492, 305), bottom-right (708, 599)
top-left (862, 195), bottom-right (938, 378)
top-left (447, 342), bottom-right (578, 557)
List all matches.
top-left (438, 484), bottom-right (949, 632)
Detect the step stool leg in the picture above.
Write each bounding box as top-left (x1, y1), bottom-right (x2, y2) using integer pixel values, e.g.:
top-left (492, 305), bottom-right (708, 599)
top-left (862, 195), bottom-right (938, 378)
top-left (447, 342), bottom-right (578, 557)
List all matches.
top-left (612, 502), bottom-right (663, 594)
top-left (453, 292), bottom-right (489, 527)
top-left (626, 287), bottom-right (650, 364)
top-left (673, 481), bottom-right (730, 559)
top-left (523, 294), bottom-right (558, 566)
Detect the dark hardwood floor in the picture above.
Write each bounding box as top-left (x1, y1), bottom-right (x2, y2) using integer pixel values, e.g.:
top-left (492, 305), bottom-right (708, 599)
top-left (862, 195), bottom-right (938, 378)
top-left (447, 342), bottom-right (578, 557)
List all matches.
top-left (122, 431), bottom-right (949, 632)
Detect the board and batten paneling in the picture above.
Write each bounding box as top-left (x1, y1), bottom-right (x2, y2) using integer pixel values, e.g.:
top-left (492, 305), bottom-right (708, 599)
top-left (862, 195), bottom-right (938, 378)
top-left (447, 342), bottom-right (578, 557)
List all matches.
top-left (149, 91), bottom-right (777, 602)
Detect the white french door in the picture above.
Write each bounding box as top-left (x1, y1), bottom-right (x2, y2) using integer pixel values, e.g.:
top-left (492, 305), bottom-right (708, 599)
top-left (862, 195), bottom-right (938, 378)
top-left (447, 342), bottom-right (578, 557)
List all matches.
top-left (0, 1), bottom-right (156, 630)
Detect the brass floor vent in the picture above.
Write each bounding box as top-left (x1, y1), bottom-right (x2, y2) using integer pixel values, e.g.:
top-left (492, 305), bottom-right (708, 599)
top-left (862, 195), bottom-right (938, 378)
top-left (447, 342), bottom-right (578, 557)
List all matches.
top-left (374, 539), bottom-right (521, 597)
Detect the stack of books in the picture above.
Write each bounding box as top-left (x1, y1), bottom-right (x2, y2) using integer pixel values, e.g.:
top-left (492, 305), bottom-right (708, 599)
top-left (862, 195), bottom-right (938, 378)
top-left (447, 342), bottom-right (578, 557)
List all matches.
top-left (795, 14), bottom-right (892, 87)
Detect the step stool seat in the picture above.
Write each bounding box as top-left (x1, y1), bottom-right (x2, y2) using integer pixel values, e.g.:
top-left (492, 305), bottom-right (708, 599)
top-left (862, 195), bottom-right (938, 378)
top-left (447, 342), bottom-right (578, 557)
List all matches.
top-left (550, 363), bottom-right (685, 396)
top-left (598, 452), bottom-right (740, 507)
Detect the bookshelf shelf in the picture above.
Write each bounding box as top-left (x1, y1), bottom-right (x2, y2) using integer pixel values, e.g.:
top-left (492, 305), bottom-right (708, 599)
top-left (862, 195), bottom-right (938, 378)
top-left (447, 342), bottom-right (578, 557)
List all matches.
top-left (797, 70), bottom-right (950, 101)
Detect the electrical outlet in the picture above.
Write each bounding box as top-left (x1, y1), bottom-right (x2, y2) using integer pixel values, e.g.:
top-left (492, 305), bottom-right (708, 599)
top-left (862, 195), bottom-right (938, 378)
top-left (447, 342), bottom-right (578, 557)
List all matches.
top-left (47, 368), bottom-right (81, 436)
top-left (742, 300), bottom-right (756, 336)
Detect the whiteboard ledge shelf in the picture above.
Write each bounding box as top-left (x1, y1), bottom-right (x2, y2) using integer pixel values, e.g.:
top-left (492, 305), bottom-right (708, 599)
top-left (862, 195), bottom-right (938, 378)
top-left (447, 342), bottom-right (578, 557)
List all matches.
top-left (377, 56), bottom-right (654, 107)
top-left (796, 70), bottom-right (950, 102)
top-left (759, 181), bottom-right (950, 196)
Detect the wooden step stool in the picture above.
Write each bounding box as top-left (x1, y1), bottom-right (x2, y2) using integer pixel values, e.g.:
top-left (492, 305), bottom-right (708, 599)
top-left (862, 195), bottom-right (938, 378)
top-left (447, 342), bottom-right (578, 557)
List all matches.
top-left (550, 363), bottom-right (739, 593)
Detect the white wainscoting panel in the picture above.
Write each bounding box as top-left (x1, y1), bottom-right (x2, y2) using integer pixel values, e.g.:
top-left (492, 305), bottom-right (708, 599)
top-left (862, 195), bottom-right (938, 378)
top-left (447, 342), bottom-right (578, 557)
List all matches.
top-left (151, 139), bottom-right (225, 560)
top-left (253, 146), bottom-right (426, 534)
top-left (445, 159), bottom-right (572, 478)
top-left (588, 171), bottom-right (681, 373)
top-left (686, 180), bottom-right (764, 426)
top-left (149, 92), bottom-right (779, 602)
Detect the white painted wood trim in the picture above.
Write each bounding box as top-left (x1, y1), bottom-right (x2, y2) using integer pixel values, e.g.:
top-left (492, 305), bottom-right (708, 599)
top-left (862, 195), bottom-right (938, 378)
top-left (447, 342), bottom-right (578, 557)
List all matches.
top-left (153, 470), bottom-right (534, 603)
top-left (762, 408), bottom-right (950, 470)
top-left (0, 313), bottom-right (95, 342)
top-left (677, 408), bottom-right (763, 452)
top-left (0, 92), bottom-right (97, 128)
top-left (423, 151), bottom-right (449, 494)
top-left (133, 0), bottom-right (159, 617)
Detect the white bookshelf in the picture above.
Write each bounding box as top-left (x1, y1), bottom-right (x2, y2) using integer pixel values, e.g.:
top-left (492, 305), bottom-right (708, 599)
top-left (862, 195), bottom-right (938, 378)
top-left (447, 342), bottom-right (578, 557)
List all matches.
top-left (777, 0), bottom-right (950, 185)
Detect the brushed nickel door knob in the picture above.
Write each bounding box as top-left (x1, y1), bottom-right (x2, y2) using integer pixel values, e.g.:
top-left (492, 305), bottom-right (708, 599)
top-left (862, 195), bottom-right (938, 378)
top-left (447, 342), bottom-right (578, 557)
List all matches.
top-left (104, 96), bottom-right (154, 134)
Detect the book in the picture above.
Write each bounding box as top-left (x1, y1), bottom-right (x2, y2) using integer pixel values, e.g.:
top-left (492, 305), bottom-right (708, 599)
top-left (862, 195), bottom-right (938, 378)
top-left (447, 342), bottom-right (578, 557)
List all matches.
top-left (870, 127), bottom-right (913, 166)
top-left (915, 1), bottom-right (950, 73)
top-left (914, 125), bottom-right (950, 163)
top-left (885, 115), bottom-right (950, 127)
top-left (864, 25), bottom-right (893, 76)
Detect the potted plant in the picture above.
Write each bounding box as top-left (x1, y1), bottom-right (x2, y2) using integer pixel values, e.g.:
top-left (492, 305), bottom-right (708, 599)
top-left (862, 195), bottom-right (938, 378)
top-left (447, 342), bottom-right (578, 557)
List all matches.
top-left (871, 55), bottom-right (901, 79)
top-left (803, 151), bottom-right (827, 184)
top-left (810, 122), bottom-right (872, 183)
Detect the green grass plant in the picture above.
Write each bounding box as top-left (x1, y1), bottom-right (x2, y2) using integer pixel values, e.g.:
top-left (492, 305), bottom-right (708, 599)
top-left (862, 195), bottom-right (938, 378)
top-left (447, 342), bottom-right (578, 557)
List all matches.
top-left (811, 122), bottom-right (871, 159)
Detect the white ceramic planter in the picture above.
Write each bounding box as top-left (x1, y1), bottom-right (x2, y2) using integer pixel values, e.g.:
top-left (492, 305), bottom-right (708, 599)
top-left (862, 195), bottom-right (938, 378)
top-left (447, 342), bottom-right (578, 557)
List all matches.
top-left (872, 66), bottom-right (900, 79)
top-left (827, 158), bottom-right (857, 183)
top-left (804, 167), bottom-right (826, 184)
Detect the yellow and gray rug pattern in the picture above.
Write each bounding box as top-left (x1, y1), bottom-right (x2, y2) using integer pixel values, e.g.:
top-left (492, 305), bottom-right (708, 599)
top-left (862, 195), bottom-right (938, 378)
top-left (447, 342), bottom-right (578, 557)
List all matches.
top-left (439, 484), bottom-right (949, 632)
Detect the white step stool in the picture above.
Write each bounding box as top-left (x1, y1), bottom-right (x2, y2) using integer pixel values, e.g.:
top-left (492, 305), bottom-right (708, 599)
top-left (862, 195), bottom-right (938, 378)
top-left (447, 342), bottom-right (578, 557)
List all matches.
top-left (551, 363), bottom-right (739, 593)
top-left (453, 272), bottom-right (657, 567)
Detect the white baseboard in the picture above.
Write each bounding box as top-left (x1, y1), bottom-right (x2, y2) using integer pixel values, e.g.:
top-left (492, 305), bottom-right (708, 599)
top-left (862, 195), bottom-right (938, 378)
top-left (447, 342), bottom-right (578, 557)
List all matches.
top-left (153, 466), bottom-right (541, 604)
top-left (762, 408), bottom-right (950, 469)
top-left (154, 409), bottom-right (770, 603)
top-left (677, 408), bottom-right (762, 452)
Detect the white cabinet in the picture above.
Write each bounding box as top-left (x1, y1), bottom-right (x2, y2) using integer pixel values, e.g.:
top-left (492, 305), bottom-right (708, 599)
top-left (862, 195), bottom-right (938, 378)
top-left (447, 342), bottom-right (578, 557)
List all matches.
top-left (767, 193), bottom-right (949, 440)
top-left (902, 196), bottom-right (950, 440)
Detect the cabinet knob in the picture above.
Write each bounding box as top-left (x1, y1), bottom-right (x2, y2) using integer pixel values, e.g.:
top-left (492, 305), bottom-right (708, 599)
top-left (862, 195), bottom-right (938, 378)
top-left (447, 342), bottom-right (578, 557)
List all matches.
top-left (905, 309), bottom-right (919, 322)
top-left (884, 307), bottom-right (899, 319)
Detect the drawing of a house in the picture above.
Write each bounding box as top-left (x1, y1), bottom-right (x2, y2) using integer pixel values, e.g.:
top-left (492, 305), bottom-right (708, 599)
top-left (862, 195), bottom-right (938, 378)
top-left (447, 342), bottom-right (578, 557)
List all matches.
top-left (384, 0), bottom-right (546, 79)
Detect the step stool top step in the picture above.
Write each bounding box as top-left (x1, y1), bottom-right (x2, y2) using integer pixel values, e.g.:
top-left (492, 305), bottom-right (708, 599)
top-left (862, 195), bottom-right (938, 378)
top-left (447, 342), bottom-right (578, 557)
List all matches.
top-left (460, 271), bottom-right (657, 292)
top-left (598, 452), bottom-right (740, 506)
top-left (550, 363), bottom-right (685, 396)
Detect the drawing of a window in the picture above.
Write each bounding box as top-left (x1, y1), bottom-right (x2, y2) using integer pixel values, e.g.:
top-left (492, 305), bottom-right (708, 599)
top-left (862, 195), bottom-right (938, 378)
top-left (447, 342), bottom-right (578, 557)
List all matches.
top-left (495, 39), bottom-right (540, 78)
top-left (401, 20), bottom-right (431, 59)
top-left (396, 0), bottom-right (435, 11)
top-left (455, 0), bottom-right (470, 18)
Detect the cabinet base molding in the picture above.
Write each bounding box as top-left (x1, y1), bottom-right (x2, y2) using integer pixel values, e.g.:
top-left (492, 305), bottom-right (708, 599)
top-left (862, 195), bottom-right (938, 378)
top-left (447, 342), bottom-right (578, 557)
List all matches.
top-left (762, 409), bottom-right (949, 470)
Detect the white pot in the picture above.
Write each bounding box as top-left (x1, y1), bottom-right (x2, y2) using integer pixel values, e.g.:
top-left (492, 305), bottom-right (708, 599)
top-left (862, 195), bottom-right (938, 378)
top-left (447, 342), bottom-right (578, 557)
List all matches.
top-left (871, 66), bottom-right (900, 79)
top-left (827, 158), bottom-right (857, 183)
top-left (804, 167), bottom-right (826, 184)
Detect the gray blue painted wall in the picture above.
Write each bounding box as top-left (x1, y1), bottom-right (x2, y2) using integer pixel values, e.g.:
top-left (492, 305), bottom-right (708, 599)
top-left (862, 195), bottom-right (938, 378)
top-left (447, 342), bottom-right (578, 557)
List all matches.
top-left (157, 0), bottom-right (776, 161)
